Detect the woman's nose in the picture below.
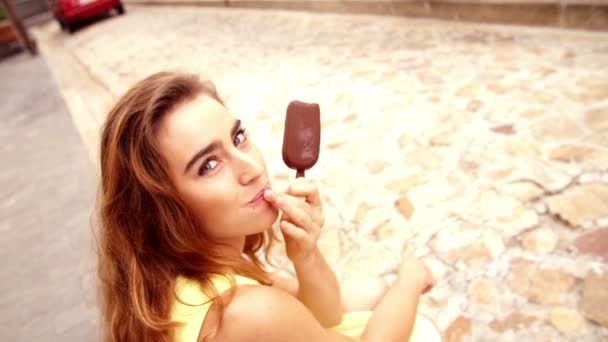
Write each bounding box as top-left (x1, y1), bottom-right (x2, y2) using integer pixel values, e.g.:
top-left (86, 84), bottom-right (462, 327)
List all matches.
top-left (234, 151), bottom-right (263, 185)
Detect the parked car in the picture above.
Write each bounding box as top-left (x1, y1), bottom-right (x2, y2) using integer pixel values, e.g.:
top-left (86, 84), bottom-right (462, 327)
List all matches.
top-left (49, 0), bottom-right (125, 33)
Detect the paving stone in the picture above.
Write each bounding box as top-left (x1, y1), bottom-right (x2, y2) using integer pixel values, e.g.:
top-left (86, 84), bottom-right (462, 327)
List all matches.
top-left (476, 191), bottom-right (539, 236)
top-left (549, 307), bottom-right (587, 338)
top-left (352, 202), bottom-right (371, 224)
top-left (385, 174), bottom-right (427, 194)
top-left (505, 137), bottom-right (543, 158)
top-left (548, 143), bottom-right (608, 170)
top-left (501, 182), bottom-right (545, 202)
top-left (374, 219), bottom-right (410, 245)
top-left (444, 242), bottom-right (492, 268)
top-left (429, 130), bottom-right (454, 147)
top-left (365, 160), bottom-right (388, 175)
top-left (445, 316), bottom-right (472, 342)
top-left (520, 108), bottom-right (548, 119)
top-left (468, 277), bottom-right (498, 305)
top-left (395, 196), bottom-right (415, 220)
top-left (574, 228), bottom-right (608, 261)
top-left (545, 183), bottom-right (608, 227)
top-left (340, 245), bottom-right (397, 278)
top-left (508, 162), bottom-right (573, 193)
top-left (491, 124), bottom-right (516, 135)
top-left (580, 271), bottom-right (608, 327)
top-left (431, 220), bottom-right (481, 253)
top-left (489, 312), bottom-right (539, 333)
top-left (549, 143), bottom-right (596, 163)
top-left (585, 129), bottom-right (608, 147)
top-left (575, 78), bottom-right (608, 102)
top-left (487, 83), bottom-right (509, 95)
top-left (466, 99), bottom-right (484, 113)
top-left (398, 133), bottom-right (416, 149)
top-left (506, 259), bottom-right (575, 305)
top-left (531, 117), bottom-right (584, 142)
top-left (404, 147), bottom-right (445, 171)
top-left (408, 184), bottom-right (462, 214)
top-left (522, 228), bottom-right (558, 255)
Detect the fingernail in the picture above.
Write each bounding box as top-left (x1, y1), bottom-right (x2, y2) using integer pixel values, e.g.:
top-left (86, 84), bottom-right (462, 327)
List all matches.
top-left (264, 189), bottom-right (272, 199)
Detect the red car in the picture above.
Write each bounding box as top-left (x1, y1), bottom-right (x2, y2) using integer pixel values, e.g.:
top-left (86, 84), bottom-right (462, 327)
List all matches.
top-left (50, 0), bottom-right (125, 32)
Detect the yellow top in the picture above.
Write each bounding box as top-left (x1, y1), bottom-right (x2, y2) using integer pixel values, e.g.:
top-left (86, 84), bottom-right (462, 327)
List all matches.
top-left (171, 274), bottom-right (258, 342)
top-left (171, 274), bottom-right (442, 342)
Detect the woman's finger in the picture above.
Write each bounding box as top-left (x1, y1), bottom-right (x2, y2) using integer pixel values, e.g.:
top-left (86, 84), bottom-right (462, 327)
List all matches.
top-left (265, 191), bottom-right (313, 230)
top-left (287, 179), bottom-right (322, 206)
top-left (264, 189), bottom-right (278, 204)
top-left (422, 285), bottom-right (433, 295)
top-left (279, 194), bottom-right (314, 230)
top-left (265, 190), bottom-right (306, 210)
top-left (280, 220), bottom-right (308, 242)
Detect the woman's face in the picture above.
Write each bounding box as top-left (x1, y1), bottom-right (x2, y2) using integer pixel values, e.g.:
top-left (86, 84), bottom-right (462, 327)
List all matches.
top-left (156, 94), bottom-right (279, 242)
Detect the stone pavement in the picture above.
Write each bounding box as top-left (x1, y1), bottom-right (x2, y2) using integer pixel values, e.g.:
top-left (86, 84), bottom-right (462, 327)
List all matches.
top-left (0, 53), bottom-right (98, 340)
top-left (32, 5), bottom-right (608, 341)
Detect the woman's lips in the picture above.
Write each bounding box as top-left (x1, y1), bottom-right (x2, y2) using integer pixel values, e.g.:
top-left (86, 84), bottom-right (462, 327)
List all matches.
top-left (249, 185), bottom-right (270, 205)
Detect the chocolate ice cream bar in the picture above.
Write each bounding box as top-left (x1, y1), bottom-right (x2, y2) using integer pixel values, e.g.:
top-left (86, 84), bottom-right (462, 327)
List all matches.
top-left (282, 100), bottom-right (321, 178)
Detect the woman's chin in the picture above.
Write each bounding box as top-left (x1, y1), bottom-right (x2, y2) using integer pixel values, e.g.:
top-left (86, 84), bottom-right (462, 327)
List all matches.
top-left (263, 206), bottom-right (280, 228)
top-left (246, 203), bottom-right (279, 233)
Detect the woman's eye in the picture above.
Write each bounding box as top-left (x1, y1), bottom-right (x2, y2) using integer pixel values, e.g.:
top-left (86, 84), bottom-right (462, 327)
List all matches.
top-left (234, 128), bottom-right (247, 147)
top-left (199, 158), bottom-right (219, 176)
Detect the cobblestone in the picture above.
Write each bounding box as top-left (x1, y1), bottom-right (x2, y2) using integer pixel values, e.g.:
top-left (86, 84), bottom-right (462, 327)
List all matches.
top-left (31, 5), bottom-right (608, 340)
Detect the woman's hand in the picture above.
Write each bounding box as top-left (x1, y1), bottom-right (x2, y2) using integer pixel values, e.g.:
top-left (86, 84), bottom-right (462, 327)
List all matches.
top-left (396, 255), bottom-right (435, 295)
top-left (264, 178), bottom-right (324, 265)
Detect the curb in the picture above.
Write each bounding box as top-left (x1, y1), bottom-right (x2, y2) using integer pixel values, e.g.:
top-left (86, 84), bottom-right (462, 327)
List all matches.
top-left (123, 0), bottom-right (608, 31)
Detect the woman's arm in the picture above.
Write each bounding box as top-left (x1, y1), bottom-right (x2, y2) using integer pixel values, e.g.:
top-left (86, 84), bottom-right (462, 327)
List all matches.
top-left (360, 277), bottom-right (421, 341)
top-left (361, 256), bottom-right (435, 342)
top-left (293, 247), bottom-right (344, 327)
top-left (264, 179), bottom-right (344, 327)
top-left (269, 248), bottom-right (343, 327)
top-left (269, 272), bottom-right (299, 297)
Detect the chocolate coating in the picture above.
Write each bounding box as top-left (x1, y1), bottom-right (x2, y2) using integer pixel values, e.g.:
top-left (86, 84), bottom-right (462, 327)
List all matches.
top-left (282, 100), bottom-right (321, 177)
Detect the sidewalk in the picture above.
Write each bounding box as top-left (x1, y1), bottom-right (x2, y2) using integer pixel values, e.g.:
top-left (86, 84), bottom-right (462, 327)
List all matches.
top-left (32, 5), bottom-right (608, 340)
top-left (0, 52), bottom-right (98, 340)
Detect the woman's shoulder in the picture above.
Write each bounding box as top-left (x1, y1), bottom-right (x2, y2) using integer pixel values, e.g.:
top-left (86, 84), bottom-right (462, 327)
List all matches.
top-left (172, 274), bottom-right (264, 342)
top-left (202, 285), bottom-right (333, 342)
top-left (173, 274), bottom-right (260, 305)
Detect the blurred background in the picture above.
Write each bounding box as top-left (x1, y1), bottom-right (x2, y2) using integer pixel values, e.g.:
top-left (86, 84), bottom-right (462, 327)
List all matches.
top-left (1, 0), bottom-right (608, 341)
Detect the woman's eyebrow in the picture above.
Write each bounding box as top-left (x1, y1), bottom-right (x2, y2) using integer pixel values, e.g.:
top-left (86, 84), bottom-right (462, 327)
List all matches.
top-left (183, 119), bottom-right (241, 174)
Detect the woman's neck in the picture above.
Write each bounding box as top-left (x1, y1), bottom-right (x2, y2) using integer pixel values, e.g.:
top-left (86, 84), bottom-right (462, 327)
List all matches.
top-left (214, 236), bottom-right (246, 262)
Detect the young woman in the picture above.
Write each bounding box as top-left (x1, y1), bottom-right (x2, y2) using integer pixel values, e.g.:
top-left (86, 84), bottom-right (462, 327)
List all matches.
top-left (97, 72), bottom-right (438, 342)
